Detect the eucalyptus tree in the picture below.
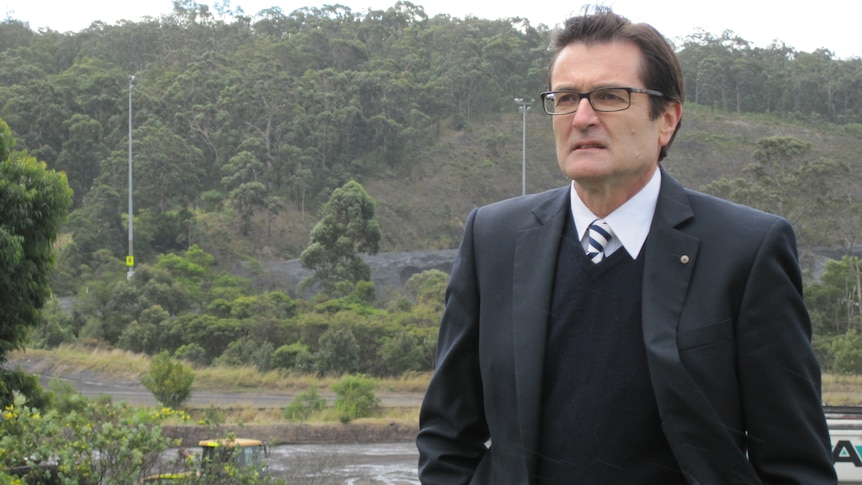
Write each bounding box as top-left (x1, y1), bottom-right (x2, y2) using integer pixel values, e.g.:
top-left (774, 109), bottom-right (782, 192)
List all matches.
top-left (221, 150), bottom-right (268, 235)
top-left (299, 180), bottom-right (381, 296)
top-left (130, 121), bottom-right (204, 212)
top-left (701, 135), bottom-right (846, 262)
top-left (55, 114), bottom-right (107, 207)
top-left (790, 48), bottom-right (839, 120)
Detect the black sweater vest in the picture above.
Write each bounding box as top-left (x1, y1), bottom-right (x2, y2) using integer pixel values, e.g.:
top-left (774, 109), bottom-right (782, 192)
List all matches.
top-left (534, 216), bottom-right (683, 484)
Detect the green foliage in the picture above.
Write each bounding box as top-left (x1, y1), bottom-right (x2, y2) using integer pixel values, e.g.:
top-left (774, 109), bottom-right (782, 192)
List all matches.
top-left (171, 314), bottom-right (245, 363)
top-left (118, 305), bottom-right (171, 355)
top-left (0, 117), bottom-right (14, 160)
top-left (174, 343), bottom-right (208, 366)
top-left (213, 337), bottom-right (275, 371)
top-left (700, 135), bottom-right (848, 255)
top-left (265, 291), bottom-right (298, 319)
top-left (312, 280), bottom-right (382, 315)
top-left (404, 269), bottom-right (449, 313)
top-left (0, 393), bottom-right (185, 484)
top-left (0, 124), bottom-right (73, 362)
top-left (272, 342), bottom-right (311, 371)
top-left (282, 386), bottom-right (327, 422)
top-left (378, 330), bottom-right (426, 375)
top-left (0, 368), bottom-right (52, 410)
top-left (315, 326), bottom-right (361, 376)
top-left (829, 331), bottom-right (862, 374)
top-left (135, 208), bottom-right (195, 260)
top-left (805, 256), bottom-right (862, 336)
top-left (29, 298), bottom-right (76, 348)
top-left (331, 374), bottom-right (381, 422)
top-left (805, 256), bottom-right (862, 373)
top-left (5, 9), bottom-right (862, 393)
top-left (300, 180), bottom-right (381, 296)
top-left (47, 377), bottom-right (88, 414)
top-left (141, 351), bottom-right (195, 409)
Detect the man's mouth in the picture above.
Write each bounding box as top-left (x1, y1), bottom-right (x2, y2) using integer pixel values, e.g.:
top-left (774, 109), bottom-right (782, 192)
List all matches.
top-left (574, 142), bottom-right (605, 150)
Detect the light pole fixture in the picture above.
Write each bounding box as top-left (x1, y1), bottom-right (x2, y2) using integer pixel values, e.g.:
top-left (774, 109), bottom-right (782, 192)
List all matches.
top-left (127, 75), bottom-right (135, 280)
top-left (514, 97), bottom-right (533, 196)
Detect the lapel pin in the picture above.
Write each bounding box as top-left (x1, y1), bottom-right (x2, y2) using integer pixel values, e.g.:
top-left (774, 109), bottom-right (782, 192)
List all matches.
top-left (680, 255), bottom-right (690, 264)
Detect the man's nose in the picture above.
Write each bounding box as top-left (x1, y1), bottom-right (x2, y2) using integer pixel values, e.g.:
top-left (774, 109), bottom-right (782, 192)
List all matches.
top-left (572, 97), bottom-right (598, 128)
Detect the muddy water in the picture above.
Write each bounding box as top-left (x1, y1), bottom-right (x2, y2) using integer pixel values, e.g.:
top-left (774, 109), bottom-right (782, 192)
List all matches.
top-left (266, 442), bottom-right (419, 484)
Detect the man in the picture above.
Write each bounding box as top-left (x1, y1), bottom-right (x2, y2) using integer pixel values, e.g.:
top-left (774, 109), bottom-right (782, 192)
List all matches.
top-left (416, 7), bottom-right (836, 484)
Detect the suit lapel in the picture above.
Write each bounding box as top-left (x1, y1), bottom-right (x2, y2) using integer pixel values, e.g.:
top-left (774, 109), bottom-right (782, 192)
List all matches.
top-left (642, 171), bottom-right (758, 483)
top-left (511, 187), bottom-right (569, 476)
top-left (642, 170), bottom-right (698, 357)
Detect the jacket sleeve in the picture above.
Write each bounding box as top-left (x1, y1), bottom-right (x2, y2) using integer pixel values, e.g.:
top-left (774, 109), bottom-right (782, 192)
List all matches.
top-left (738, 218), bottom-right (836, 483)
top-left (416, 208), bottom-right (490, 484)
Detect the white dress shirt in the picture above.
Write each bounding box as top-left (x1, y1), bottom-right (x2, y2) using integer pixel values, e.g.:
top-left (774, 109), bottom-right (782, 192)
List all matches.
top-left (570, 168), bottom-right (661, 260)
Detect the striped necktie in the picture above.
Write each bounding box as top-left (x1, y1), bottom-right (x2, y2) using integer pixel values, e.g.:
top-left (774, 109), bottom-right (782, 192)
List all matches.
top-left (586, 219), bottom-right (614, 263)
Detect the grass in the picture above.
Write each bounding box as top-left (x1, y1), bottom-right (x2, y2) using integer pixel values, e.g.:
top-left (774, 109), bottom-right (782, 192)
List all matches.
top-left (8, 346), bottom-right (427, 426)
top-left (822, 374), bottom-right (862, 406)
top-left (10, 346), bottom-right (430, 393)
top-left (11, 345), bottom-right (862, 423)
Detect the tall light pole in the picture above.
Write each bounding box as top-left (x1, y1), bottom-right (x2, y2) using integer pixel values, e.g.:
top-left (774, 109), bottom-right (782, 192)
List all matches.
top-left (514, 98), bottom-right (532, 196)
top-left (127, 75), bottom-right (135, 280)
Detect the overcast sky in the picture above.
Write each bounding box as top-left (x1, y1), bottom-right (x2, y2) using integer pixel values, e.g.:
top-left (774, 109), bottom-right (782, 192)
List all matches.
top-left (4, 0), bottom-right (860, 59)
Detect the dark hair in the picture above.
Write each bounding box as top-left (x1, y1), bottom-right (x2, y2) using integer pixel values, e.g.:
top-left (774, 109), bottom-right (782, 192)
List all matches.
top-left (549, 6), bottom-right (683, 160)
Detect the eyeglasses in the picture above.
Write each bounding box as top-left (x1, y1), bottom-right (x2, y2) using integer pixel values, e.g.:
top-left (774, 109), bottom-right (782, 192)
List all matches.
top-left (540, 87), bottom-right (667, 115)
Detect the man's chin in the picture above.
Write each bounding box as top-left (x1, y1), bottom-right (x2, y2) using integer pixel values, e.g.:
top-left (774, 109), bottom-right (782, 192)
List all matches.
top-left (559, 159), bottom-right (609, 181)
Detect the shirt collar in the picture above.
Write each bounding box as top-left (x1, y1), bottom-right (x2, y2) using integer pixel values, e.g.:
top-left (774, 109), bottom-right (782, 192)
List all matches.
top-left (570, 168), bottom-right (661, 260)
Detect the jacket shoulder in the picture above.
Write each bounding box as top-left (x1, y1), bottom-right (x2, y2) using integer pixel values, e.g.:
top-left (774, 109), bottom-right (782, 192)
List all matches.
top-left (683, 188), bottom-right (787, 227)
top-left (471, 186), bottom-right (569, 228)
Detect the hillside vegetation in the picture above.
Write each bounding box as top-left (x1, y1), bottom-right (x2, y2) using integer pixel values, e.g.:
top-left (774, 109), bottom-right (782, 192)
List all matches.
top-left (2, 3), bottom-right (862, 273)
top-left (3, 2), bottom-right (862, 380)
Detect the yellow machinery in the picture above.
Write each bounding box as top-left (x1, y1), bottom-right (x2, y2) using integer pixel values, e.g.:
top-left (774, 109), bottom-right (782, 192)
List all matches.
top-left (142, 438), bottom-right (267, 483)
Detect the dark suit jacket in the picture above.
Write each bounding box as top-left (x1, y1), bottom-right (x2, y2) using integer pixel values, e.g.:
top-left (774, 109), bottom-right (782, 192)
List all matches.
top-left (417, 170), bottom-right (836, 484)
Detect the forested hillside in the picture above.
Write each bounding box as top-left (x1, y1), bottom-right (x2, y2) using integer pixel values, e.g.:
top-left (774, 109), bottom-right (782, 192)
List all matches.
top-left (3, 1), bottom-right (862, 274)
top-left (3, 2), bottom-right (862, 375)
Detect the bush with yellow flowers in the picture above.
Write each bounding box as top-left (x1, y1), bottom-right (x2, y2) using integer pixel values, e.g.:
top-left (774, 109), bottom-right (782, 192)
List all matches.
top-left (0, 391), bottom-right (180, 484)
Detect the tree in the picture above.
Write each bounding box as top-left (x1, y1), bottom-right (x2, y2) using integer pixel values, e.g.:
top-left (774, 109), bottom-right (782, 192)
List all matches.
top-left (136, 122), bottom-right (205, 212)
top-left (0, 118), bottom-right (73, 363)
top-left (701, 135), bottom-right (845, 262)
top-left (378, 330), bottom-right (425, 374)
top-left (404, 269), bottom-right (449, 313)
top-left (299, 180), bottom-right (381, 295)
top-left (806, 256), bottom-right (862, 335)
top-left (141, 351), bottom-right (195, 408)
top-left (314, 326), bottom-right (360, 375)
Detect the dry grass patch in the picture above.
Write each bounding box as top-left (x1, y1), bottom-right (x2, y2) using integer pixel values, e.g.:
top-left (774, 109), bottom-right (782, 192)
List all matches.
top-left (823, 374), bottom-right (862, 406)
top-left (10, 346), bottom-right (149, 381)
top-left (11, 347), bottom-right (430, 409)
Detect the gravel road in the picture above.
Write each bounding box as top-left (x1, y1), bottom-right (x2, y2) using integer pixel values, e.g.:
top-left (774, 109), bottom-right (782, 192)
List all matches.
top-left (4, 356), bottom-right (424, 409)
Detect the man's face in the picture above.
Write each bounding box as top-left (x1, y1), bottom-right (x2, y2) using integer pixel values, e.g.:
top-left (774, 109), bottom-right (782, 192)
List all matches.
top-left (550, 41), bottom-right (680, 194)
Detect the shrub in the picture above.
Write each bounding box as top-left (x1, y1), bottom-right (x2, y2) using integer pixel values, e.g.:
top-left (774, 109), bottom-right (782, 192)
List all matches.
top-left (283, 386), bottom-right (327, 421)
top-left (0, 368), bottom-right (52, 410)
top-left (141, 351), bottom-right (195, 408)
top-left (174, 342), bottom-right (208, 366)
top-left (830, 330), bottom-right (862, 374)
top-left (331, 374), bottom-right (380, 422)
top-left (272, 342), bottom-right (311, 371)
top-left (48, 377), bottom-right (88, 414)
top-left (0, 394), bottom-right (180, 484)
top-left (315, 327), bottom-right (359, 375)
top-left (378, 330), bottom-right (425, 375)
top-left (214, 338), bottom-right (274, 371)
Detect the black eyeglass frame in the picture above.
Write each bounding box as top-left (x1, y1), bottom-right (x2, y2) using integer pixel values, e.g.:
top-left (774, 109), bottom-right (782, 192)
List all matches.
top-left (539, 87), bottom-right (667, 115)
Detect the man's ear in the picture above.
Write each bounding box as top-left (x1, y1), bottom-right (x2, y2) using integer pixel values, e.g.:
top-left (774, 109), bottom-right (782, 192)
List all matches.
top-left (659, 102), bottom-right (683, 147)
